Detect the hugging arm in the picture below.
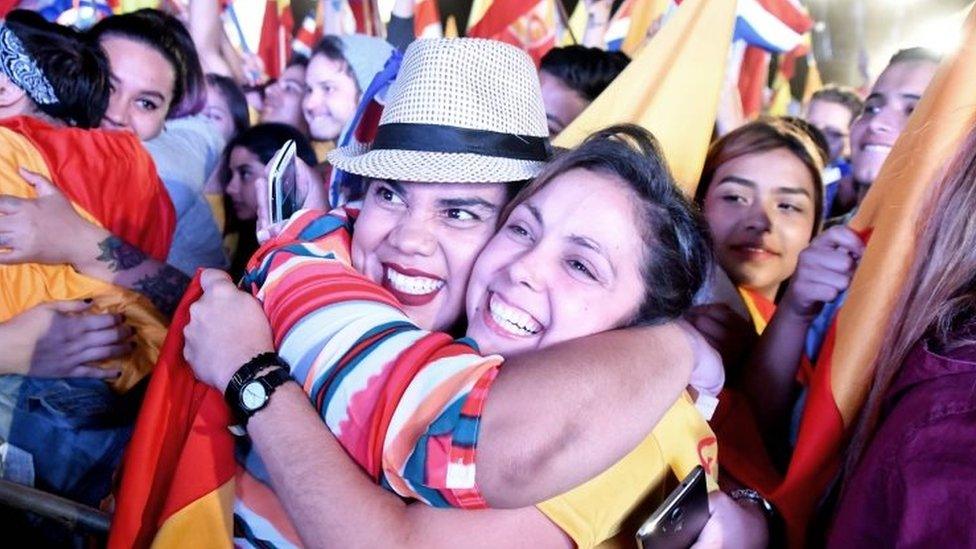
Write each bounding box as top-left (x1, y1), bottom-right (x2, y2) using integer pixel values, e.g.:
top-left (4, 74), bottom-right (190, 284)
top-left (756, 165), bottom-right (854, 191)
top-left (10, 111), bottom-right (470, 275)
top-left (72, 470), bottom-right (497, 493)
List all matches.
top-left (250, 383), bottom-right (572, 549)
top-left (0, 170), bottom-right (189, 317)
top-left (477, 322), bottom-right (697, 507)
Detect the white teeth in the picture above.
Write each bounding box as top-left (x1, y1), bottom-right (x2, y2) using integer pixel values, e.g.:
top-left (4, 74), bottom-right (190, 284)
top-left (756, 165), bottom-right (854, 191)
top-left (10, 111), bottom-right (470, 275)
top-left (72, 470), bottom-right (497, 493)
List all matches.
top-left (385, 268), bottom-right (444, 295)
top-left (863, 144), bottom-right (892, 153)
top-left (489, 293), bottom-right (542, 336)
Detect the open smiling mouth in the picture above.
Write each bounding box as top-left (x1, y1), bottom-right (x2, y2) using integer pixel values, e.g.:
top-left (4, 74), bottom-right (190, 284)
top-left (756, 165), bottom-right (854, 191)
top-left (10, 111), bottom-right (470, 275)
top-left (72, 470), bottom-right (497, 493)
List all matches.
top-left (382, 264), bottom-right (445, 306)
top-left (483, 291), bottom-right (543, 338)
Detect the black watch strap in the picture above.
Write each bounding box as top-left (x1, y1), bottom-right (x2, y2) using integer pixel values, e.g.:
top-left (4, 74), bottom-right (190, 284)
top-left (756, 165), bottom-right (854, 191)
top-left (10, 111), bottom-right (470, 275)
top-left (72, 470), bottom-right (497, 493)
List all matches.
top-left (225, 352), bottom-right (280, 399)
top-left (224, 353), bottom-right (289, 428)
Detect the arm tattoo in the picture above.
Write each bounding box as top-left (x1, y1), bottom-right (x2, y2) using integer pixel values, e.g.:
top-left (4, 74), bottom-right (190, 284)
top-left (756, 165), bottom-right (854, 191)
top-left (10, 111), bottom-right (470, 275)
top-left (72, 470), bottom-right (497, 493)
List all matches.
top-left (133, 268), bottom-right (190, 318)
top-left (95, 236), bottom-right (190, 317)
top-left (96, 236), bottom-right (147, 272)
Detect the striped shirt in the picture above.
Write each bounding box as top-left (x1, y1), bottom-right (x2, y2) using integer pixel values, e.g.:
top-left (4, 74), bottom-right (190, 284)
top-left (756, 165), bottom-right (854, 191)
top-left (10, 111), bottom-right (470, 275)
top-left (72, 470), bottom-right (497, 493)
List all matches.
top-left (235, 207), bottom-right (502, 544)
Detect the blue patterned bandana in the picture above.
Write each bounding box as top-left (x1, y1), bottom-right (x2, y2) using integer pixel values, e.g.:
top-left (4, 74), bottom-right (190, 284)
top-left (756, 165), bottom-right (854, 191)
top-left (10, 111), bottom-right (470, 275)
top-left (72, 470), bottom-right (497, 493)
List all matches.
top-left (0, 23), bottom-right (59, 106)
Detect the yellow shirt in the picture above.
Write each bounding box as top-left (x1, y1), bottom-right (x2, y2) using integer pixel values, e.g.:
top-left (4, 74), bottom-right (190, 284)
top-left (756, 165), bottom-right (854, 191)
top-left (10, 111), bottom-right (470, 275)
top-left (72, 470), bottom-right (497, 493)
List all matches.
top-left (536, 394), bottom-right (718, 548)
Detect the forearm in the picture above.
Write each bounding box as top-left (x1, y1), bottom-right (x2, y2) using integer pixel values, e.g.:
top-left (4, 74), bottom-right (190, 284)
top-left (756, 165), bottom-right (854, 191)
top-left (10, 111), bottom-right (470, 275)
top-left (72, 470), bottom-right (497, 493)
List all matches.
top-left (250, 384), bottom-right (568, 548)
top-left (189, 0), bottom-right (231, 76)
top-left (72, 227), bottom-right (189, 317)
top-left (477, 322), bottom-right (693, 508)
top-left (739, 309), bottom-right (809, 441)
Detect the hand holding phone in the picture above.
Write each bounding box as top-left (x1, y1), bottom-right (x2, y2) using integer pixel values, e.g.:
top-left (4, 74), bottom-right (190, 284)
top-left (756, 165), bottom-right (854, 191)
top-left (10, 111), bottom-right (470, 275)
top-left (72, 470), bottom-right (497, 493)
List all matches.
top-left (636, 466), bottom-right (710, 549)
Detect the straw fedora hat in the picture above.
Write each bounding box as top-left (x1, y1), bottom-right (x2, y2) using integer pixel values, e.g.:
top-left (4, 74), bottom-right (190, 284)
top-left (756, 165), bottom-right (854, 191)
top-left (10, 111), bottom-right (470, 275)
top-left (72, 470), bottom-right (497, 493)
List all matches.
top-left (328, 38), bottom-right (551, 183)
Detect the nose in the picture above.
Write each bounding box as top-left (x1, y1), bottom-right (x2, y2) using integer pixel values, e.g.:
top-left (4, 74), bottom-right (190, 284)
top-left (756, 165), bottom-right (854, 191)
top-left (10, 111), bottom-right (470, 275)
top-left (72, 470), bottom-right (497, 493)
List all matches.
top-left (866, 106), bottom-right (898, 135)
top-left (302, 88), bottom-right (321, 114)
top-left (102, 98), bottom-right (131, 130)
top-left (505, 246), bottom-right (545, 292)
top-left (387, 213), bottom-right (437, 256)
top-left (744, 202), bottom-right (773, 233)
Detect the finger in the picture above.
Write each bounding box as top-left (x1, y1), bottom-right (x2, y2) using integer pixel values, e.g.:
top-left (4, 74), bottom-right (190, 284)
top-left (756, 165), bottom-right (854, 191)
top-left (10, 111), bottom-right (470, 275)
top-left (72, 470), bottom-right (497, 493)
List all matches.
top-left (800, 249), bottom-right (856, 274)
top-left (68, 365), bottom-right (123, 379)
top-left (199, 268), bottom-right (233, 292)
top-left (18, 167), bottom-right (59, 197)
top-left (255, 176), bottom-right (270, 234)
top-left (73, 342), bottom-right (132, 365)
top-left (46, 300), bottom-right (93, 314)
top-left (815, 225), bottom-right (866, 255)
top-left (79, 324), bottom-right (135, 347)
top-left (75, 312), bottom-right (124, 333)
top-left (0, 194), bottom-right (26, 215)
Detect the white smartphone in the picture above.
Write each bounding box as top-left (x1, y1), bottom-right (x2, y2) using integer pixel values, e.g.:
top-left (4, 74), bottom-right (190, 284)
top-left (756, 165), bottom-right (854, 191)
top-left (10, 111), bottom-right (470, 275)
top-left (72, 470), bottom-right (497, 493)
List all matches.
top-left (636, 466), bottom-right (710, 549)
top-left (266, 139), bottom-right (298, 225)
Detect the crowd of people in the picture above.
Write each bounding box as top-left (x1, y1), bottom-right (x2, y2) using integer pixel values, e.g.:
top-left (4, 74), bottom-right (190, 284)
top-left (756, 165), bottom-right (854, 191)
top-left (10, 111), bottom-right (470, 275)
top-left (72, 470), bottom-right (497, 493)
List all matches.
top-left (0, 1), bottom-right (969, 548)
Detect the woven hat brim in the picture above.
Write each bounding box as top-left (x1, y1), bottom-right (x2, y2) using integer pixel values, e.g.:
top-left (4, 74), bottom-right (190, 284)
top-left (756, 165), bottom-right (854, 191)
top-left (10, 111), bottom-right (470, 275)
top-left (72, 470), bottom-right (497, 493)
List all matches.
top-left (328, 142), bottom-right (547, 183)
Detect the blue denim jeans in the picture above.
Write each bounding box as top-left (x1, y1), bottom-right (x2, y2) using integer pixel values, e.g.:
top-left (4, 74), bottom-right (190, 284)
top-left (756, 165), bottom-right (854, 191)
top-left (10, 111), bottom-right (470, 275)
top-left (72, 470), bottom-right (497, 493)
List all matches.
top-left (0, 376), bottom-right (138, 507)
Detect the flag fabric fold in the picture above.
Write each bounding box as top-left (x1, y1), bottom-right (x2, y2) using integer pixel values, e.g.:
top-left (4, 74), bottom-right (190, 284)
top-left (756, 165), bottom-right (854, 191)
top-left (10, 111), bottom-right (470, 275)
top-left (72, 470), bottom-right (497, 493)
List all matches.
top-left (466, 0), bottom-right (560, 64)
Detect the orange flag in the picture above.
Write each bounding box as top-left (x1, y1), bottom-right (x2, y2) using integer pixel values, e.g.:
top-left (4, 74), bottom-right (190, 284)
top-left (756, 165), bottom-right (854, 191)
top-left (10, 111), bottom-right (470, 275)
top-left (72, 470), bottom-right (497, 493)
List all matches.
top-left (553, 0), bottom-right (736, 193)
top-left (771, 6), bottom-right (976, 543)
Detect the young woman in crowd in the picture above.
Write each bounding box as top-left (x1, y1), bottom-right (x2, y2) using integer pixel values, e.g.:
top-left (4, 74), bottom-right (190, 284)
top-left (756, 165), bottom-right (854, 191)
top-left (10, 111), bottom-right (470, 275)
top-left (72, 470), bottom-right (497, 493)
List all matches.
top-left (203, 73), bottom-right (249, 142)
top-left (0, 10), bottom-right (177, 506)
top-left (825, 128), bottom-right (976, 547)
top-left (538, 45), bottom-right (630, 136)
top-left (217, 122), bottom-right (316, 277)
top-left (91, 9), bottom-right (226, 274)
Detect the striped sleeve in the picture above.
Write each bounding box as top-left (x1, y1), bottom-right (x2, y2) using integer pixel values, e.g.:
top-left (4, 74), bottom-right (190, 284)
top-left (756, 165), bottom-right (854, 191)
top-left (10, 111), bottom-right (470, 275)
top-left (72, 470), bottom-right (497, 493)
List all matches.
top-left (243, 208), bottom-right (503, 508)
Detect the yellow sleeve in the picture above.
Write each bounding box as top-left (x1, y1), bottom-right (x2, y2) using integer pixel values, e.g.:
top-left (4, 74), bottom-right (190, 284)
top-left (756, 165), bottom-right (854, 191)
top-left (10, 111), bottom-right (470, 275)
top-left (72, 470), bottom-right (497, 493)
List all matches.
top-left (535, 394), bottom-right (718, 548)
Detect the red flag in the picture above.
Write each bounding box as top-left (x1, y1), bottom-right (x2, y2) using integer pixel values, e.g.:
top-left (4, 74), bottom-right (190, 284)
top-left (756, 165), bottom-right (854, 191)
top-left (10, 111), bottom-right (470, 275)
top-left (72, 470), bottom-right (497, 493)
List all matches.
top-left (414, 0), bottom-right (443, 39)
top-left (257, 0), bottom-right (294, 79)
top-left (467, 0), bottom-right (559, 65)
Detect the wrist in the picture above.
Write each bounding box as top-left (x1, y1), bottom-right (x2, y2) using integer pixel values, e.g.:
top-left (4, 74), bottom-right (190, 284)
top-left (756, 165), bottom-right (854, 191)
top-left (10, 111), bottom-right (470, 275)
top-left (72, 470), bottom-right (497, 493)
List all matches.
top-left (74, 225), bottom-right (113, 273)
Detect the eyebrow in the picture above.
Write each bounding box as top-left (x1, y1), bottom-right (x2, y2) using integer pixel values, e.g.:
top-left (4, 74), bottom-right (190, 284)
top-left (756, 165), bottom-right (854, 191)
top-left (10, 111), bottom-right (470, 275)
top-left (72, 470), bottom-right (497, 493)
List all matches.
top-left (437, 197), bottom-right (499, 211)
top-left (718, 175), bottom-right (812, 198)
top-left (110, 74), bottom-right (166, 102)
top-left (546, 113), bottom-right (567, 131)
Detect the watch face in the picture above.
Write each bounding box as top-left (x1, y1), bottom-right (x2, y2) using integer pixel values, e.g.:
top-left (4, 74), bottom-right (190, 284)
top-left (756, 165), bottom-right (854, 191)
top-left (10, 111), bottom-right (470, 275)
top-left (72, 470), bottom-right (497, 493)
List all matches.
top-left (241, 380), bottom-right (268, 411)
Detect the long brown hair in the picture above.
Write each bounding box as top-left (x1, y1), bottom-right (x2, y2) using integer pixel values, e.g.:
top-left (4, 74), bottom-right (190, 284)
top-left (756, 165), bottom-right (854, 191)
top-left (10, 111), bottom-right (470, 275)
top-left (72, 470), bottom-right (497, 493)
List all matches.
top-left (842, 127), bottom-right (976, 484)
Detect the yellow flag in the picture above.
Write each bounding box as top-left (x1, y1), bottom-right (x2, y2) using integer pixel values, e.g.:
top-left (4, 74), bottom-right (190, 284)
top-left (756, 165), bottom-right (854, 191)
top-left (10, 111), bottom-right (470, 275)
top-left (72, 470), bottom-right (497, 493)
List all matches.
top-left (553, 0), bottom-right (736, 194)
top-left (802, 59), bottom-right (823, 103)
top-left (466, 0), bottom-right (492, 32)
top-left (621, 0), bottom-right (669, 56)
top-left (560, 0), bottom-right (587, 47)
top-left (445, 15), bottom-right (459, 38)
top-left (773, 5), bottom-right (976, 542)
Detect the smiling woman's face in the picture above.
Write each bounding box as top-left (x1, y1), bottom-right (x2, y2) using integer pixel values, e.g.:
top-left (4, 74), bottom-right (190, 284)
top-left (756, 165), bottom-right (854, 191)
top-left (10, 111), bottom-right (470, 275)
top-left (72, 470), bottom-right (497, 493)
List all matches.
top-left (98, 35), bottom-right (175, 141)
top-left (351, 180), bottom-right (509, 332)
top-left (464, 168), bottom-right (645, 356)
top-left (702, 147), bottom-right (817, 300)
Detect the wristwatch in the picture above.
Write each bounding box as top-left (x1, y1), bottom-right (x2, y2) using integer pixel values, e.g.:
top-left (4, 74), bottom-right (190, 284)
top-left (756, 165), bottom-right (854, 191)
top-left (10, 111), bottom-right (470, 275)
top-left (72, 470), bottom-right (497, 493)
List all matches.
top-left (224, 353), bottom-right (291, 433)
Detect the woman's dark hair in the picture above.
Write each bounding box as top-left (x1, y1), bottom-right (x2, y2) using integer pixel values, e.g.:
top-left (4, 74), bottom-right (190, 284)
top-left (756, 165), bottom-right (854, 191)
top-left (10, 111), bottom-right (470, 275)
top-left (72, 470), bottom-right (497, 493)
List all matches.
top-left (695, 117), bottom-right (826, 235)
top-left (539, 46), bottom-right (630, 101)
top-left (89, 9), bottom-right (206, 118)
top-left (206, 73), bottom-right (250, 138)
top-left (218, 122), bottom-right (318, 187)
top-left (503, 124), bottom-right (712, 325)
top-left (5, 10), bottom-right (110, 127)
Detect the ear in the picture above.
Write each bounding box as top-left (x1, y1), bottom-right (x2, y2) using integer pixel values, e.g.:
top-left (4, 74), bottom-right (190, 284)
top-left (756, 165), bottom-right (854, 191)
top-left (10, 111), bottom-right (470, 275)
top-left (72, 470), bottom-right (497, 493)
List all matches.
top-left (0, 74), bottom-right (28, 109)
